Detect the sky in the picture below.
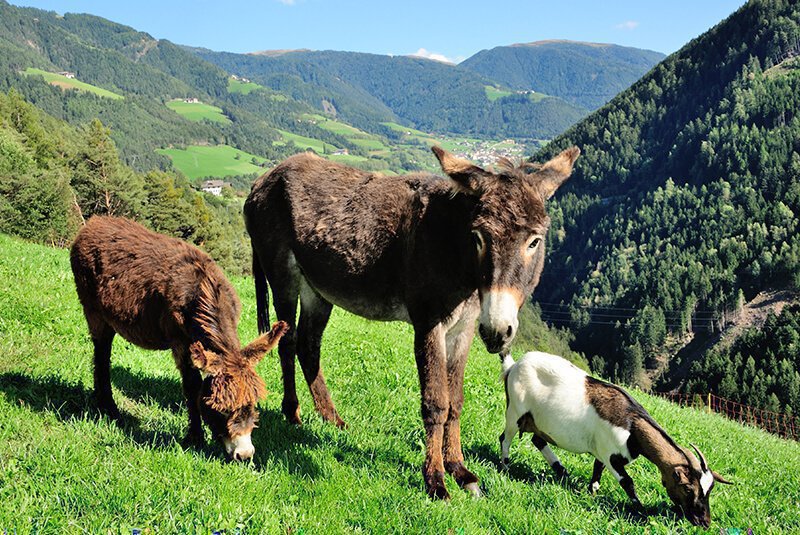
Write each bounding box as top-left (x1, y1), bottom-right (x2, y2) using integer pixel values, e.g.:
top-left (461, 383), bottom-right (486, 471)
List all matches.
top-left (12, 0), bottom-right (746, 62)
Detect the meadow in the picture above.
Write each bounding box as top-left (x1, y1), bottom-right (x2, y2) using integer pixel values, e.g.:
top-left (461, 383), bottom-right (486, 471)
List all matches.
top-left (166, 100), bottom-right (231, 124)
top-left (155, 144), bottom-right (266, 180)
top-left (22, 68), bottom-right (124, 100)
top-left (0, 234), bottom-right (798, 533)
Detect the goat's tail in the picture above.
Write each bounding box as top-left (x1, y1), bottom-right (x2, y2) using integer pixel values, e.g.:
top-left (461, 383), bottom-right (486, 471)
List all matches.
top-left (499, 352), bottom-right (516, 381)
top-left (252, 245), bottom-right (270, 334)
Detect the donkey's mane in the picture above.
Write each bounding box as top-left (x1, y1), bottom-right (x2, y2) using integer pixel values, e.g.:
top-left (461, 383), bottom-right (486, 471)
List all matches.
top-left (494, 157), bottom-right (543, 180)
top-left (195, 277), bottom-right (235, 354)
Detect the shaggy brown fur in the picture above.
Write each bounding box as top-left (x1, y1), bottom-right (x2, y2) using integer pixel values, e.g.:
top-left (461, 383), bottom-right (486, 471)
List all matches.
top-left (70, 216), bottom-right (288, 458)
top-left (245, 146), bottom-right (578, 498)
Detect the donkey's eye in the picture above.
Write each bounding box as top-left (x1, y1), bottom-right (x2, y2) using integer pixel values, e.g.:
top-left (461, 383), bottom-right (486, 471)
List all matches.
top-left (528, 237), bottom-right (542, 250)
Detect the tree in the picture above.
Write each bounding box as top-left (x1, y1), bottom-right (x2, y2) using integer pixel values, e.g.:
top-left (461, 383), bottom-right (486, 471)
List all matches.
top-left (71, 119), bottom-right (144, 218)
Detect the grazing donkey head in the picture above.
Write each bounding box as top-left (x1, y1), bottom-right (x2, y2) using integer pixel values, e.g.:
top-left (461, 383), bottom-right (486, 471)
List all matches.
top-left (664, 444), bottom-right (732, 528)
top-left (190, 282), bottom-right (289, 460)
top-left (431, 145), bottom-right (580, 353)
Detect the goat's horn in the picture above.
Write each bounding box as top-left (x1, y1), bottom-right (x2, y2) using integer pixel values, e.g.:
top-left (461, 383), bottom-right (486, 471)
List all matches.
top-left (690, 443), bottom-right (708, 472)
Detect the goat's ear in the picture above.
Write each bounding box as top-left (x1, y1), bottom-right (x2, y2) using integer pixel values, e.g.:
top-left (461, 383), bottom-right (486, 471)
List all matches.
top-left (241, 321), bottom-right (289, 363)
top-left (189, 341), bottom-right (224, 375)
top-left (672, 466), bottom-right (690, 484)
top-left (431, 145), bottom-right (485, 196)
top-left (712, 471), bottom-right (733, 485)
top-left (534, 146), bottom-right (580, 200)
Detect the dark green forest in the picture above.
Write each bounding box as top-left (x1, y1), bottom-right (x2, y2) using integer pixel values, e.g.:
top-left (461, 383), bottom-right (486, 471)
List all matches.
top-left (528, 0), bottom-right (800, 414)
top-left (460, 41), bottom-right (665, 110)
top-left (191, 49), bottom-right (587, 139)
top-left (684, 305), bottom-right (800, 416)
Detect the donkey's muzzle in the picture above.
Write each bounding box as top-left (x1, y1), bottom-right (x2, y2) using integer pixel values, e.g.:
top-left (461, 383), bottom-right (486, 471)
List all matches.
top-left (479, 324), bottom-right (513, 354)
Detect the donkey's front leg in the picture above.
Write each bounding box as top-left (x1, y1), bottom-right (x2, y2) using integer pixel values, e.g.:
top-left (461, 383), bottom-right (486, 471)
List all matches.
top-left (414, 324), bottom-right (450, 500)
top-left (443, 303), bottom-right (481, 497)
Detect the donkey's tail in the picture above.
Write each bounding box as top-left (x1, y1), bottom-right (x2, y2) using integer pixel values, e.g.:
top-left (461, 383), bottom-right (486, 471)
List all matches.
top-left (252, 245), bottom-right (270, 334)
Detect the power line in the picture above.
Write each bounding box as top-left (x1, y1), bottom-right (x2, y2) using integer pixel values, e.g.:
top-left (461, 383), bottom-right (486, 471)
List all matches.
top-left (533, 301), bottom-right (722, 315)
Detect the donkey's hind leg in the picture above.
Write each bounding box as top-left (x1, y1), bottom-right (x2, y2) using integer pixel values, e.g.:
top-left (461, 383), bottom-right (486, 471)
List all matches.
top-left (88, 315), bottom-right (119, 422)
top-left (264, 251), bottom-right (302, 425)
top-left (297, 278), bottom-right (345, 427)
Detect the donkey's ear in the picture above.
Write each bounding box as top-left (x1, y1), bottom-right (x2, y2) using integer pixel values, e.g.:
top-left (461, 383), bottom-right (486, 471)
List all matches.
top-left (241, 321), bottom-right (289, 362)
top-left (534, 146), bottom-right (580, 200)
top-left (431, 145), bottom-right (485, 196)
top-left (189, 341), bottom-right (224, 375)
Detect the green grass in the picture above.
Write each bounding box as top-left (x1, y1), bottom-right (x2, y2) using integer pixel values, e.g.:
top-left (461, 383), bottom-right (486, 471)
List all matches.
top-left (22, 68), bottom-right (124, 100)
top-left (1, 233), bottom-right (798, 532)
top-left (274, 129), bottom-right (339, 154)
top-left (485, 85), bottom-right (513, 101)
top-left (155, 144), bottom-right (266, 180)
top-left (227, 78), bottom-right (264, 95)
top-left (166, 100), bottom-right (231, 124)
top-left (484, 85), bottom-right (548, 103)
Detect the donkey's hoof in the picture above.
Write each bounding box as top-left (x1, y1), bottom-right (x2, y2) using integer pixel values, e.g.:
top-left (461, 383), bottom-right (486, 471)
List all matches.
top-left (464, 482), bottom-right (483, 498)
top-left (183, 432), bottom-right (205, 449)
top-left (425, 471), bottom-right (450, 501)
top-left (282, 406), bottom-right (302, 426)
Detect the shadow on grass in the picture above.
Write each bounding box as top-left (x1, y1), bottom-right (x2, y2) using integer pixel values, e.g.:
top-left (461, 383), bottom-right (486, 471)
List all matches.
top-left (0, 369), bottom-right (418, 482)
top-left (469, 441), bottom-right (684, 524)
top-left (0, 370), bottom-right (177, 449)
top-left (467, 442), bottom-right (579, 490)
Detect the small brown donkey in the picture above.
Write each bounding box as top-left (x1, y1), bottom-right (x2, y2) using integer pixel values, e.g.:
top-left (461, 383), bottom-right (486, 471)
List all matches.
top-left (245, 145), bottom-right (579, 498)
top-left (70, 216), bottom-right (288, 461)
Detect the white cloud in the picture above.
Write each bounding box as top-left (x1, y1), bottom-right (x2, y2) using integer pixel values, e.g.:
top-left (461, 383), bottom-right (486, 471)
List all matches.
top-left (410, 48), bottom-right (458, 64)
top-left (615, 20), bottom-right (640, 30)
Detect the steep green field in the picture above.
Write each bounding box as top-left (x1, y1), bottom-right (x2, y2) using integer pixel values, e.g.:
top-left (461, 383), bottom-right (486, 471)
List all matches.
top-left (166, 99), bottom-right (231, 124)
top-left (156, 144), bottom-right (266, 180)
top-left (22, 68), bottom-right (124, 100)
top-left (485, 85), bottom-right (513, 101)
top-left (227, 77), bottom-right (264, 95)
top-left (1, 234), bottom-right (798, 533)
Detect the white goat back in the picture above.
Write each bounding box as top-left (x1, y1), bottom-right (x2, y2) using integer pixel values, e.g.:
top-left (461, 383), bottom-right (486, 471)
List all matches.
top-left (505, 352), bottom-right (631, 461)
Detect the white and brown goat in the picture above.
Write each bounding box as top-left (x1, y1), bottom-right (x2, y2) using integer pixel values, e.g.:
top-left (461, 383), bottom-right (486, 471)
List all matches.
top-left (499, 351), bottom-right (731, 528)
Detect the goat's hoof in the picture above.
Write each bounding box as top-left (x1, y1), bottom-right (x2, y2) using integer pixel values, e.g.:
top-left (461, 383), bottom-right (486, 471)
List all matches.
top-left (589, 481), bottom-right (600, 495)
top-left (500, 458), bottom-right (510, 471)
top-left (464, 482), bottom-right (483, 498)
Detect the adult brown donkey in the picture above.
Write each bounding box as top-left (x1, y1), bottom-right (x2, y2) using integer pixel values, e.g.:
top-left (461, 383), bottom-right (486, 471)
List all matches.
top-left (245, 145), bottom-right (579, 498)
top-left (71, 216), bottom-right (289, 461)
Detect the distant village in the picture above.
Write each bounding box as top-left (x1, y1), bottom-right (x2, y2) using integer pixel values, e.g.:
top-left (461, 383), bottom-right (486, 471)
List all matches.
top-left (448, 138), bottom-right (528, 167)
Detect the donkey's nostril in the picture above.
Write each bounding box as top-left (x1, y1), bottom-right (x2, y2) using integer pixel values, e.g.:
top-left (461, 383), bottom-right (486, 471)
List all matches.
top-left (506, 325), bottom-right (513, 337)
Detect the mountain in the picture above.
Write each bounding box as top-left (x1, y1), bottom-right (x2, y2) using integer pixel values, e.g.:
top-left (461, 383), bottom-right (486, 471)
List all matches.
top-left (0, 1), bottom-right (436, 178)
top-left (526, 0), bottom-right (800, 412)
top-left (190, 48), bottom-right (586, 139)
top-left (460, 40), bottom-right (665, 110)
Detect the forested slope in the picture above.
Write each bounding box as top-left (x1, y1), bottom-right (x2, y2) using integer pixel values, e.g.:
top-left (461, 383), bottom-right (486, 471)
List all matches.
top-left (530, 0), bottom-right (800, 400)
top-left (460, 40), bottom-right (665, 110)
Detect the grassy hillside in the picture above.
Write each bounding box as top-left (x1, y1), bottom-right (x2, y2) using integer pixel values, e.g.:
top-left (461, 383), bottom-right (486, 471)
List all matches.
top-left (166, 99), bottom-right (230, 124)
top-left (156, 144), bottom-right (266, 180)
top-left (22, 68), bottom-right (124, 100)
top-left (1, 234), bottom-right (798, 532)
